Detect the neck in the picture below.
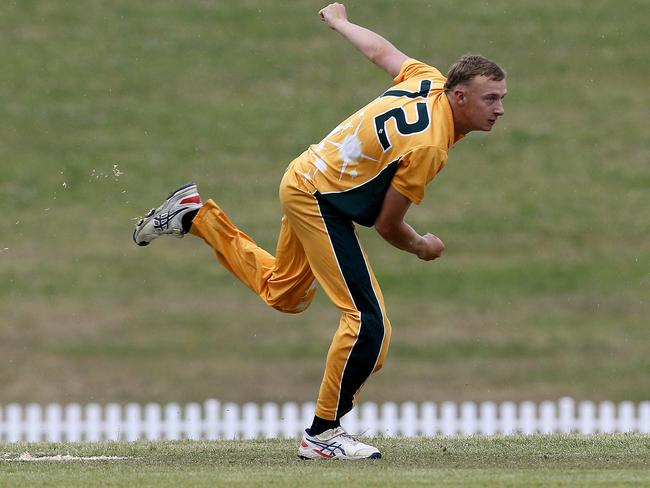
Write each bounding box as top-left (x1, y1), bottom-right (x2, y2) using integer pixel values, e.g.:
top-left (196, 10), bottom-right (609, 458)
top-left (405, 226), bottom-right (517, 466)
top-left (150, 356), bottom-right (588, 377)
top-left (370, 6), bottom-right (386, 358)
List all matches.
top-left (446, 91), bottom-right (471, 136)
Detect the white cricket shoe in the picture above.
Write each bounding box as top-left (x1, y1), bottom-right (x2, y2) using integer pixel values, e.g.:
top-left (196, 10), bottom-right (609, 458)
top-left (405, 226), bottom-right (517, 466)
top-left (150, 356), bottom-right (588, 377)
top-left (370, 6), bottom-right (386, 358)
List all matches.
top-left (133, 183), bottom-right (202, 246)
top-left (298, 427), bottom-right (381, 460)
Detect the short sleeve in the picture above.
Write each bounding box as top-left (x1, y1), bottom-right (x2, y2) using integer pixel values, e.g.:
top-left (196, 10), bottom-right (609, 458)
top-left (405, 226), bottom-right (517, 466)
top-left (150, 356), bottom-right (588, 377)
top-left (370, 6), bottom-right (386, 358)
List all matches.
top-left (390, 146), bottom-right (448, 204)
top-left (393, 58), bottom-right (446, 85)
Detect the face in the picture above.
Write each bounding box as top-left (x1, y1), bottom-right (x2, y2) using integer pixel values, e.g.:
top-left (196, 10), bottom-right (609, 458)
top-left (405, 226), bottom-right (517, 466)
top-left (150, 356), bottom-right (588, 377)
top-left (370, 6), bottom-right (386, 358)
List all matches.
top-left (456, 75), bottom-right (507, 132)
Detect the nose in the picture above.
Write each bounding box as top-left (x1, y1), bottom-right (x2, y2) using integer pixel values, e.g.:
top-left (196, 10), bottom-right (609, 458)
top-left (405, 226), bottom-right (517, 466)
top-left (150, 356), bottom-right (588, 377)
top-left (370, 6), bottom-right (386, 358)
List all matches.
top-left (494, 99), bottom-right (505, 116)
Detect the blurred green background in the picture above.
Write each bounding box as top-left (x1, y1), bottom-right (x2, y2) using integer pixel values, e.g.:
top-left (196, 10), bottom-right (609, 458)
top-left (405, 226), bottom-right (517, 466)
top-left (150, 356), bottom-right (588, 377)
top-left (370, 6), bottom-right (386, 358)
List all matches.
top-left (1, 0), bottom-right (648, 405)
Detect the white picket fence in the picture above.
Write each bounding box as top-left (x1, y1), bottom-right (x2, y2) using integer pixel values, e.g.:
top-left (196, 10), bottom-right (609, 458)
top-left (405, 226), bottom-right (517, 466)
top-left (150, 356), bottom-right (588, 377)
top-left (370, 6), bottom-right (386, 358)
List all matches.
top-left (1, 398), bottom-right (649, 443)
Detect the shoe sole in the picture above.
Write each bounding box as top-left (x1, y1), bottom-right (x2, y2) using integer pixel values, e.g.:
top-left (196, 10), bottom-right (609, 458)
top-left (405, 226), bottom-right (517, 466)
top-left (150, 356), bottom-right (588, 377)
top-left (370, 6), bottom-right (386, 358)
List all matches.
top-left (133, 182), bottom-right (197, 246)
top-left (297, 452), bottom-right (381, 460)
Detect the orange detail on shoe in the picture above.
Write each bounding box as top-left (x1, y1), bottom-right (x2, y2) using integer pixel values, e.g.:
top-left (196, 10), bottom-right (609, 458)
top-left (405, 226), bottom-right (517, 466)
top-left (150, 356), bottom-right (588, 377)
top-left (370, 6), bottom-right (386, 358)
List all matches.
top-left (314, 449), bottom-right (334, 459)
top-left (180, 195), bottom-right (201, 205)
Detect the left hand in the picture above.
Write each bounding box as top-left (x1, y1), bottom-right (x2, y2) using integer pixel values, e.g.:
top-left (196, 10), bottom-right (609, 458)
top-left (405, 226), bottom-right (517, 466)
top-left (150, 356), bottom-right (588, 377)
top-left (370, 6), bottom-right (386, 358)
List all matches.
top-left (319, 3), bottom-right (348, 29)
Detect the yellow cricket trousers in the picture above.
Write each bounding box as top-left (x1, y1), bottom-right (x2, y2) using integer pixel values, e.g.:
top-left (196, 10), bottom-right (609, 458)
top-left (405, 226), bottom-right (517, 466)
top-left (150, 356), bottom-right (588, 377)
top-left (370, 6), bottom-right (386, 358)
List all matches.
top-left (189, 163), bottom-right (391, 421)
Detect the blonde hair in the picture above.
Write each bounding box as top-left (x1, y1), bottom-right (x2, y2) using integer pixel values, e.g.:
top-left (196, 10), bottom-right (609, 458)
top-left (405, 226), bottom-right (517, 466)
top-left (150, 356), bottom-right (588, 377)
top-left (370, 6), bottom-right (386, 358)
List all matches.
top-left (444, 54), bottom-right (506, 90)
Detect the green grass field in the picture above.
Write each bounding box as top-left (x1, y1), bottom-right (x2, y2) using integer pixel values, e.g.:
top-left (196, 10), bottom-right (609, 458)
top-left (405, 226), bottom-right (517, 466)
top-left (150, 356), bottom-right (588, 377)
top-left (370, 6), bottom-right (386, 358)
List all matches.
top-left (1, 435), bottom-right (649, 487)
top-left (1, 0), bottom-right (649, 406)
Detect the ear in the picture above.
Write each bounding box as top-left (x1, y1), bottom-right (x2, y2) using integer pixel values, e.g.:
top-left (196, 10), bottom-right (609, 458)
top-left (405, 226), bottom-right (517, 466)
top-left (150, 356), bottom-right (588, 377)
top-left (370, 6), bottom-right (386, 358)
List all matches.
top-left (454, 87), bottom-right (466, 106)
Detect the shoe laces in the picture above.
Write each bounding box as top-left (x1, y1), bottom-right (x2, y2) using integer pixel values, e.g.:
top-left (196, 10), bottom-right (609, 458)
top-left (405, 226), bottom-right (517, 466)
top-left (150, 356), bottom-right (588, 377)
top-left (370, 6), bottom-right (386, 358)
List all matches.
top-left (336, 429), bottom-right (369, 445)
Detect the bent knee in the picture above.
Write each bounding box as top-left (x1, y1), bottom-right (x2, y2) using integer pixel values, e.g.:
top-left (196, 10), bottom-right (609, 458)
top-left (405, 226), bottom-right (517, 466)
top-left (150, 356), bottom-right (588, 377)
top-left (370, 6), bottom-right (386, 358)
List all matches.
top-left (271, 301), bottom-right (311, 314)
top-left (267, 280), bottom-right (318, 314)
top-left (268, 295), bottom-right (315, 314)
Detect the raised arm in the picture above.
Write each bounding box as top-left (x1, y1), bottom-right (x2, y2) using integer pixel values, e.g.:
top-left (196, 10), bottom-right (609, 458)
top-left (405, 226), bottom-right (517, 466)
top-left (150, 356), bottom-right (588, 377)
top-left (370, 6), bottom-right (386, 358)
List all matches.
top-left (319, 3), bottom-right (408, 78)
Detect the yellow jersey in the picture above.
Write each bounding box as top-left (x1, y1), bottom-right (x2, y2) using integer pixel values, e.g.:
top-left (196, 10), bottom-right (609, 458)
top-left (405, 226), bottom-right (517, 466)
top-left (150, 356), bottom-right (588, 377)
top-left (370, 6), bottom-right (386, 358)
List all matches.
top-left (292, 58), bottom-right (462, 226)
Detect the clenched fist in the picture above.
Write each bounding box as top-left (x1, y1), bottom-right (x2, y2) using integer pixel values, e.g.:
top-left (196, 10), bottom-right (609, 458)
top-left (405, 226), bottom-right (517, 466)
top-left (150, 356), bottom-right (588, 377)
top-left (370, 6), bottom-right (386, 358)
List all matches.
top-left (319, 3), bottom-right (348, 28)
top-left (415, 233), bottom-right (445, 261)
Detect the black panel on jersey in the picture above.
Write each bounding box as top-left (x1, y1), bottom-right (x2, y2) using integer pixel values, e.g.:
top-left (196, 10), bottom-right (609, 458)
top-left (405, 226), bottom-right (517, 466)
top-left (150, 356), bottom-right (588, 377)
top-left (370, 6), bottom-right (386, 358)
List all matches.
top-left (318, 159), bottom-right (399, 227)
top-left (382, 79), bottom-right (432, 99)
top-left (315, 194), bottom-right (385, 419)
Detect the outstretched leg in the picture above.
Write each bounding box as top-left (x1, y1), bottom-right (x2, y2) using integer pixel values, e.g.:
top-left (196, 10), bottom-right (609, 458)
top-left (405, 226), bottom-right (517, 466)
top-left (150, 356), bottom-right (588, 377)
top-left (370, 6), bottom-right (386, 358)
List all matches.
top-left (133, 183), bottom-right (318, 313)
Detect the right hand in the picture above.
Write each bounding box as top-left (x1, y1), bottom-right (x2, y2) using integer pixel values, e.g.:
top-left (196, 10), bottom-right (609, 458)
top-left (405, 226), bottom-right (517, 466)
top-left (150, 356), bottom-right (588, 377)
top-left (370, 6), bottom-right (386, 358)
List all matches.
top-left (319, 3), bottom-right (348, 29)
top-left (415, 233), bottom-right (445, 261)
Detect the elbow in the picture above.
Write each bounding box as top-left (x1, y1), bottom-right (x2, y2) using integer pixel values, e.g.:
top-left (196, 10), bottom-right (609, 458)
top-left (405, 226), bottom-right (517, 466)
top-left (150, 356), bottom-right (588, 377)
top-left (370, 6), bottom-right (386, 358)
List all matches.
top-left (374, 219), bottom-right (395, 240)
top-left (368, 45), bottom-right (387, 66)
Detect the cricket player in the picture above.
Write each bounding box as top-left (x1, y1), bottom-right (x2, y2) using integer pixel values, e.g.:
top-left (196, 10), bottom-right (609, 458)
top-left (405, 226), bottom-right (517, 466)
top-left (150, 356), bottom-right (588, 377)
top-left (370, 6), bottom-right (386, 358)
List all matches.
top-left (133, 3), bottom-right (506, 459)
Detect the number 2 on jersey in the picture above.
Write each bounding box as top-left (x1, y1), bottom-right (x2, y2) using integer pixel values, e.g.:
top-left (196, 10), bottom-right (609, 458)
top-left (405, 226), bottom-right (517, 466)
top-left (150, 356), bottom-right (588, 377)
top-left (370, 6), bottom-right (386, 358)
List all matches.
top-left (374, 79), bottom-right (432, 151)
